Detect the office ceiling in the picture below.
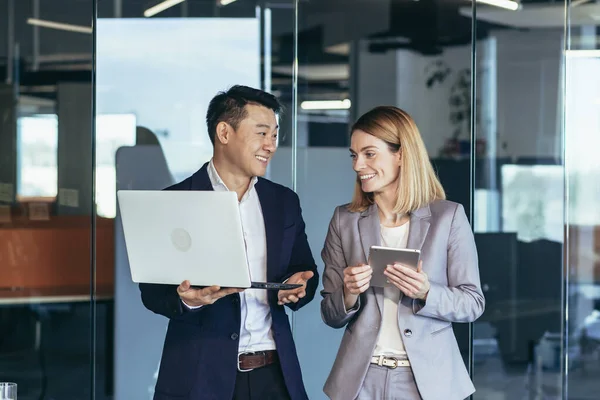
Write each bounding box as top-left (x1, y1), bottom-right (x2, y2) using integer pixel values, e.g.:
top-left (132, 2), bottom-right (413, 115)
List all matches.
top-left (0, 0), bottom-right (596, 102)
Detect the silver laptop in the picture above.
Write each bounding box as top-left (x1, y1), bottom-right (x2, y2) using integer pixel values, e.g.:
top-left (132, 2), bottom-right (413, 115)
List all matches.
top-left (117, 190), bottom-right (301, 290)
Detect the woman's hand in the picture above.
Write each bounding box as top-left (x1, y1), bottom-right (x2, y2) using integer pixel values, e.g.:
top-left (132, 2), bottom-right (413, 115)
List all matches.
top-left (342, 264), bottom-right (372, 309)
top-left (384, 260), bottom-right (430, 300)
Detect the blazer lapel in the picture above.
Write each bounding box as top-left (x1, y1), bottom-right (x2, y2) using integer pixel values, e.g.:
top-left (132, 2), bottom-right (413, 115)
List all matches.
top-left (255, 179), bottom-right (283, 283)
top-left (407, 204), bottom-right (431, 252)
top-left (189, 162), bottom-right (214, 191)
top-left (358, 204), bottom-right (380, 261)
top-left (358, 205), bottom-right (384, 315)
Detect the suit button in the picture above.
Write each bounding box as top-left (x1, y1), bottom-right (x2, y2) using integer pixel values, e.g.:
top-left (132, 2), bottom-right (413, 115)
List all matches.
top-left (231, 333), bottom-right (239, 340)
top-left (404, 329), bottom-right (412, 338)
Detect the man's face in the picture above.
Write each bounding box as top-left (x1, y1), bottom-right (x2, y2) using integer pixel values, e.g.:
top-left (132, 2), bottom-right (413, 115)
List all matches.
top-left (223, 104), bottom-right (279, 178)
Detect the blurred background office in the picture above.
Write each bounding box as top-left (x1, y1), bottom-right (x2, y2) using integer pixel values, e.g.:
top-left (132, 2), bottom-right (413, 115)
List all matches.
top-left (0, 0), bottom-right (599, 399)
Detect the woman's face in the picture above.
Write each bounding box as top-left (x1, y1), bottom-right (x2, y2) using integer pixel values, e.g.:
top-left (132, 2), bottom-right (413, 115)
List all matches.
top-left (350, 129), bottom-right (401, 195)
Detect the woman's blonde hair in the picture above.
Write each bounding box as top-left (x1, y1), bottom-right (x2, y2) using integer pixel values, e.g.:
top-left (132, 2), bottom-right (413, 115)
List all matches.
top-left (348, 106), bottom-right (446, 214)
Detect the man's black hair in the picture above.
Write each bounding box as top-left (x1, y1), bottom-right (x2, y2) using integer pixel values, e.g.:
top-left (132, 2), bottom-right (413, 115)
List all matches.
top-left (206, 85), bottom-right (283, 145)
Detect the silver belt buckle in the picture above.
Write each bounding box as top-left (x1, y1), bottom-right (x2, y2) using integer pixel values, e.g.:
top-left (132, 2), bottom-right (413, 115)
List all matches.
top-left (237, 352), bottom-right (255, 372)
top-left (386, 357), bottom-right (399, 369)
top-left (374, 355), bottom-right (403, 369)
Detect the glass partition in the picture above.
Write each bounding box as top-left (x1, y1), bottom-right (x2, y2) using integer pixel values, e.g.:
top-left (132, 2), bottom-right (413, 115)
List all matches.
top-left (96, 1), bottom-right (295, 398)
top-left (291, 1), bottom-right (475, 398)
top-left (0, 0), bottom-right (97, 398)
top-left (471, 4), bottom-right (566, 398)
top-left (3, 0), bottom-right (595, 398)
top-left (565, 4), bottom-right (600, 398)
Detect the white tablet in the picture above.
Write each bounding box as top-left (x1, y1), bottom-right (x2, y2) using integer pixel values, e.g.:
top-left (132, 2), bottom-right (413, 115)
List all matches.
top-left (368, 246), bottom-right (421, 288)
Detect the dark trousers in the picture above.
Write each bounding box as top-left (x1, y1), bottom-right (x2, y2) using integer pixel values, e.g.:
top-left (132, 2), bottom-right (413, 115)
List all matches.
top-left (232, 362), bottom-right (290, 400)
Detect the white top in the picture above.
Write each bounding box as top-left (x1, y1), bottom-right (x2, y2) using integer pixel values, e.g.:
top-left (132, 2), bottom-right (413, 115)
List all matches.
top-left (373, 221), bottom-right (410, 357)
top-left (183, 159), bottom-right (276, 352)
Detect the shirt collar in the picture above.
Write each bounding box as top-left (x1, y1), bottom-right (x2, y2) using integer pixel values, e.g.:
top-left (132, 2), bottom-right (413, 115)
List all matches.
top-left (207, 159), bottom-right (258, 201)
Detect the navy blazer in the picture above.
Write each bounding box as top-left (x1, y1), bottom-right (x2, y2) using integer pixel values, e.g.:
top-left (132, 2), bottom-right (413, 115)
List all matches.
top-left (139, 163), bottom-right (319, 400)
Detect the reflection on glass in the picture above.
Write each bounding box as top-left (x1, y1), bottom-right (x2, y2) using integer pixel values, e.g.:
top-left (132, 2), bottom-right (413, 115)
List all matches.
top-left (566, 36), bottom-right (600, 398)
top-left (17, 114), bottom-right (58, 199)
top-left (502, 164), bottom-right (564, 243)
top-left (96, 17), bottom-right (260, 179)
top-left (95, 113), bottom-right (136, 218)
top-left (1, 1), bottom-right (96, 399)
top-left (97, 8), bottom-right (272, 399)
top-left (472, 7), bottom-right (566, 400)
top-left (292, 1), bottom-right (477, 398)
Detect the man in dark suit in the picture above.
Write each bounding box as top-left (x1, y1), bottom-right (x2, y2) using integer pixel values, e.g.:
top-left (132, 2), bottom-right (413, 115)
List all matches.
top-left (139, 85), bottom-right (319, 400)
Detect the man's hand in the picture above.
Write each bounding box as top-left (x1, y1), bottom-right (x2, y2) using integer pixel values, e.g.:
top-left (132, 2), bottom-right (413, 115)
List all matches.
top-left (384, 260), bottom-right (430, 300)
top-left (177, 280), bottom-right (244, 307)
top-left (277, 271), bottom-right (314, 306)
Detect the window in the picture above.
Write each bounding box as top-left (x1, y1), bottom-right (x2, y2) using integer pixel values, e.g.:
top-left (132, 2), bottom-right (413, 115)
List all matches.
top-left (17, 114), bottom-right (58, 199)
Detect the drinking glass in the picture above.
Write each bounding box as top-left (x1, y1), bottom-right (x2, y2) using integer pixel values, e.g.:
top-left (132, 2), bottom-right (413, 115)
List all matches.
top-left (0, 383), bottom-right (16, 400)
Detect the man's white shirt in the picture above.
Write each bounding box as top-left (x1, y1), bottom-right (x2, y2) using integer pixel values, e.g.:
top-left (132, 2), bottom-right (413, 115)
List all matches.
top-left (181, 159), bottom-right (276, 352)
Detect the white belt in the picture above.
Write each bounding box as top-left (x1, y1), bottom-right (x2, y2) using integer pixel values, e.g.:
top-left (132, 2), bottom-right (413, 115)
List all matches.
top-left (371, 355), bottom-right (411, 368)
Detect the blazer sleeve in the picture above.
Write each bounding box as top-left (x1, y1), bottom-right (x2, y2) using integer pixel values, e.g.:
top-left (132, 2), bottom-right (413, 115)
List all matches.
top-left (139, 279), bottom-right (211, 321)
top-left (139, 283), bottom-right (187, 319)
top-left (413, 203), bottom-right (485, 323)
top-left (280, 191), bottom-right (319, 312)
top-left (320, 206), bottom-right (361, 329)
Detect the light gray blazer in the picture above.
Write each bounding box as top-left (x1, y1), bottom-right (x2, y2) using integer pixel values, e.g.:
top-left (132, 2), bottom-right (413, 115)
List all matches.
top-left (320, 200), bottom-right (485, 400)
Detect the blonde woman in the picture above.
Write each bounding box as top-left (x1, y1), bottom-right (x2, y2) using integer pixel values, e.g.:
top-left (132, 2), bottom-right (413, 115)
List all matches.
top-left (320, 106), bottom-right (485, 400)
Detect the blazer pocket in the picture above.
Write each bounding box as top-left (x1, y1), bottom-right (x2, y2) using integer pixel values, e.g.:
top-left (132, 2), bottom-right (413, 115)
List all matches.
top-left (283, 221), bottom-right (296, 230)
top-left (429, 320), bottom-right (452, 335)
top-left (282, 224), bottom-right (296, 241)
top-left (279, 224), bottom-right (296, 267)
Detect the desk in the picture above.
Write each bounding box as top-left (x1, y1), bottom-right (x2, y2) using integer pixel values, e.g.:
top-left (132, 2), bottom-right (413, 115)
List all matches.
top-left (0, 285), bottom-right (113, 305)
